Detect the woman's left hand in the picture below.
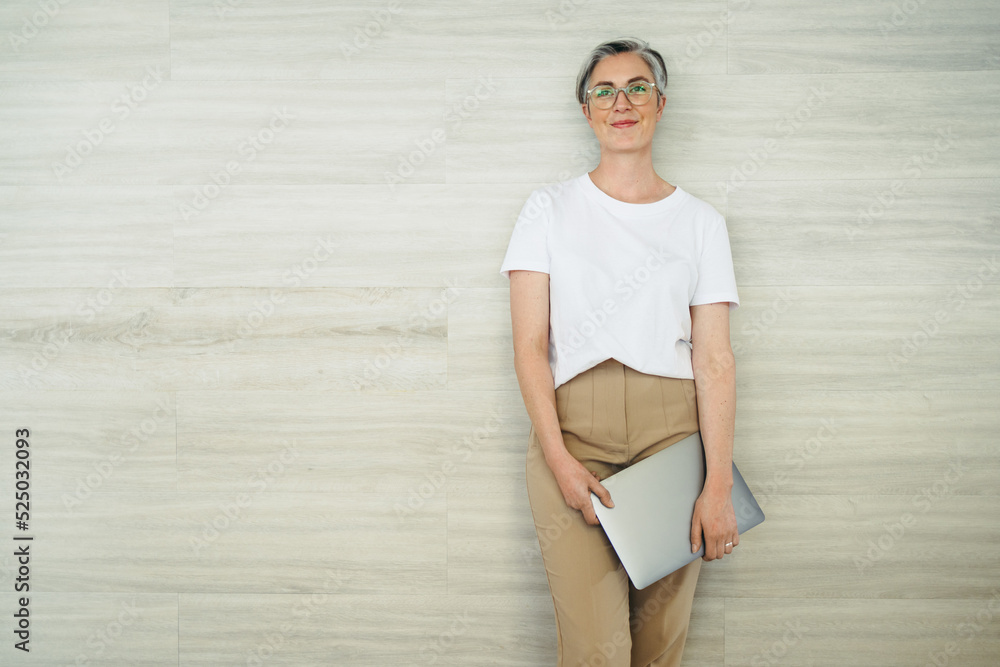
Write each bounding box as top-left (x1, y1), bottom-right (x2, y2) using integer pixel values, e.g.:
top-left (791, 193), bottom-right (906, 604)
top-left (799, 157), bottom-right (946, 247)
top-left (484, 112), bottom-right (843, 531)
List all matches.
top-left (690, 481), bottom-right (738, 561)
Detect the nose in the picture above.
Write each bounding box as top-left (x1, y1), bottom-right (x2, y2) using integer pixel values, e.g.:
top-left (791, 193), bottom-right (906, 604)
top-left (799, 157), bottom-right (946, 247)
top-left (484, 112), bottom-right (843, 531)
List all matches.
top-left (612, 89), bottom-right (632, 109)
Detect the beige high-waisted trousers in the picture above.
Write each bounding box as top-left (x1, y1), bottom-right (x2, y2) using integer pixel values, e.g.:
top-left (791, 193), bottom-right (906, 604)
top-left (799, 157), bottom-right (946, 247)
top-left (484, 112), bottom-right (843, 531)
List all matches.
top-left (526, 357), bottom-right (703, 667)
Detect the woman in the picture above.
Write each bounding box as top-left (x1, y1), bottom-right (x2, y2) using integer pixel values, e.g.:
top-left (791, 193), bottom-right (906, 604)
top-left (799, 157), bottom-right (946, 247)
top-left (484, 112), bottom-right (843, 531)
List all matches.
top-left (499, 38), bottom-right (741, 666)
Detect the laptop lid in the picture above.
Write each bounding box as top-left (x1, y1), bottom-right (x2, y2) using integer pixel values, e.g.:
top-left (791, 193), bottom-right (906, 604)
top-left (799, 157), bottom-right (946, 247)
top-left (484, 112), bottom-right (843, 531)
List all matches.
top-left (590, 431), bottom-right (765, 589)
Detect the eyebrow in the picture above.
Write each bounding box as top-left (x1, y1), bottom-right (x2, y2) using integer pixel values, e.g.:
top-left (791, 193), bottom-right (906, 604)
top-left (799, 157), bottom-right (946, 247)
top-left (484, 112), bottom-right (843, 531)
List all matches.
top-left (591, 75), bottom-right (650, 87)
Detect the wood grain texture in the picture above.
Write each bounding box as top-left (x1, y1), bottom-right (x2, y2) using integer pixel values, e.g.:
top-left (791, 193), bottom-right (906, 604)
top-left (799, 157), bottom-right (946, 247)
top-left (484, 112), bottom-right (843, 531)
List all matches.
top-left (177, 593), bottom-right (555, 666)
top-left (28, 489), bottom-right (446, 594)
top-left (728, 0), bottom-right (1000, 74)
top-left (0, 287), bottom-right (449, 391)
top-left (728, 178), bottom-right (1000, 286)
top-left (168, 0), bottom-right (732, 80)
top-left (0, 593), bottom-right (177, 665)
top-left (0, 0), bottom-right (169, 81)
top-left (730, 285), bottom-right (1000, 391)
top-left (0, 80), bottom-right (445, 186)
top-left (725, 598), bottom-right (1000, 666)
top-left (0, 0), bottom-right (998, 664)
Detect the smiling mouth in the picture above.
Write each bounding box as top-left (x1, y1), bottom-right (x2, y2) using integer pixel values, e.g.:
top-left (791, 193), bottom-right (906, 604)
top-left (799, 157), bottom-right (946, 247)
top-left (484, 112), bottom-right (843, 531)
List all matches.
top-left (611, 121), bottom-right (637, 128)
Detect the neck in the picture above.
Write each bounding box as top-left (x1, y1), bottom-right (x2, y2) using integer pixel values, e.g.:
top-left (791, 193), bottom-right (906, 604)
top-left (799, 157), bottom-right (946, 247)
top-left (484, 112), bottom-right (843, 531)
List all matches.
top-left (588, 150), bottom-right (667, 203)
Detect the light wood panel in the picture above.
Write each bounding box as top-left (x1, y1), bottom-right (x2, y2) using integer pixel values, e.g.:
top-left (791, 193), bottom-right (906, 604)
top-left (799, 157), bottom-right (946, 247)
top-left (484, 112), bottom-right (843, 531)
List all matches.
top-left (0, 0), bottom-right (169, 80)
top-left (29, 489), bottom-right (445, 594)
top-left (0, 391), bottom-right (177, 494)
top-left (0, 184), bottom-right (526, 288)
top-left (175, 389), bottom-right (521, 493)
top-left (730, 389), bottom-right (998, 498)
top-left (177, 593), bottom-right (555, 666)
top-left (0, 593), bottom-right (177, 665)
top-left (0, 186), bottom-right (176, 288)
top-left (0, 80), bottom-right (445, 185)
top-left (167, 0), bottom-right (731, 80)
top-left (0, 287), bottom-right (449, 391)
top-left (728, 178), bottom-right (1000, 286)
top-left (729, 285), bottom-right (1000, 391)
top-left (729, 0), bottom-right (1000, 74)
top-left (725, 598), bottom-right (1000, 666)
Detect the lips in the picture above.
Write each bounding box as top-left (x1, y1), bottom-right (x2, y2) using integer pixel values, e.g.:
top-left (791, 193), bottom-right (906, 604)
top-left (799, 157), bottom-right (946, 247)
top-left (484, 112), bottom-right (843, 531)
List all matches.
top-left (611, 121), bottom-right (637, 128)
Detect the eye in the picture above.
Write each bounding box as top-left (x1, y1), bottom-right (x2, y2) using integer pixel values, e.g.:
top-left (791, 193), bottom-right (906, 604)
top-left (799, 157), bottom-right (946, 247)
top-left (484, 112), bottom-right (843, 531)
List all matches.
top-left (628, 82), bottom-right (650, 94)
top-left (593, 87), bottom-right (614, 98)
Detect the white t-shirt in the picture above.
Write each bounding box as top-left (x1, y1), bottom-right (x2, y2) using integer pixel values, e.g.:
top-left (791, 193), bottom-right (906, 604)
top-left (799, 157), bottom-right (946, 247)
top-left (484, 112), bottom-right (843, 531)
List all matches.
top-left (500, 172), bottom-right (740, 390)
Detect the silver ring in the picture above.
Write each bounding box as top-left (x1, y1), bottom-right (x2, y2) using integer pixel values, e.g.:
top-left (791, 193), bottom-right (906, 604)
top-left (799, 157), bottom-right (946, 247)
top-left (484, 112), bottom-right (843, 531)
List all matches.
top-left (725, 542), bottom-right (733, 547)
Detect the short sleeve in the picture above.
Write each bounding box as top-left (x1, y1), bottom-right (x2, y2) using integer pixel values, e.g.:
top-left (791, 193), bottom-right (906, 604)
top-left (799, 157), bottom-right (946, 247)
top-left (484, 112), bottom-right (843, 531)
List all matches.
top-left (690, 215), bottom-right (740, 310)
top-left (499, 189), bottom-right (552, 280)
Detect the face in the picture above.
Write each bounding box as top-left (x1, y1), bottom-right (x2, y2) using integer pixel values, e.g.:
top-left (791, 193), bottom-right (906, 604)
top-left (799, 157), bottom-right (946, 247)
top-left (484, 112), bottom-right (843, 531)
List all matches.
top-left (581, 52), bottom-right (665, 155)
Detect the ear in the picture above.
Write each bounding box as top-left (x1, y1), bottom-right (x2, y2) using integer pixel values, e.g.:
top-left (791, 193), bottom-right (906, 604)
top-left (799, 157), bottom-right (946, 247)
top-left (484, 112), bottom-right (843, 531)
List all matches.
top-left (581, 102), bottom-right (594, 128)
top-left (654, 92), bottom-right (666, 121)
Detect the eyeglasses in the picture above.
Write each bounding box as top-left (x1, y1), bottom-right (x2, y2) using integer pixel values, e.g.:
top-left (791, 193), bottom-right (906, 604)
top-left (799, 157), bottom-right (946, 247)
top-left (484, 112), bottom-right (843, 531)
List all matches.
top-left (586, 80), bottom-right (657, 109)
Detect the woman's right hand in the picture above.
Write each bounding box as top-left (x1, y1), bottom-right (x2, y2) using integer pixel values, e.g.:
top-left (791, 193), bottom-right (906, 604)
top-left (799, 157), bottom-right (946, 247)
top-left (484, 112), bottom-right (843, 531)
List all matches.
top-left (548, 454), bottom-right (614, 526)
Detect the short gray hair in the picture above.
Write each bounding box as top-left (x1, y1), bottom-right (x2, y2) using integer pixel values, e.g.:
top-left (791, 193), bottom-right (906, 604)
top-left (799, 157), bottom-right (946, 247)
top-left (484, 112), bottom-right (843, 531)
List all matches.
top-left (575, 37), bottom-right (667, 106)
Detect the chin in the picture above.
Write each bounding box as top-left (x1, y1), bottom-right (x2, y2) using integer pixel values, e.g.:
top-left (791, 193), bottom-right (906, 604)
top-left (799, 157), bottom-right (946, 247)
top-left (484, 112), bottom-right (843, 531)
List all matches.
top-left (613, 144), bottom-right (651, 155)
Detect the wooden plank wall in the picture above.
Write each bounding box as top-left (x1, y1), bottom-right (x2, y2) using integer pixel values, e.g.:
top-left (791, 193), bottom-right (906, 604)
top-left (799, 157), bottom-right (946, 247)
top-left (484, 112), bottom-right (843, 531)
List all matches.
top-left (0, 1), bottom-right (998, 664)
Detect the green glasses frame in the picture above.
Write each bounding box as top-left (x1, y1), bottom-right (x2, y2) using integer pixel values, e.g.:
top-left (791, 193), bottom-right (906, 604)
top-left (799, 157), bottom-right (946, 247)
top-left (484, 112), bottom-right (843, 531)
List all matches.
top-left (586, 81), bottom-right (658, 109)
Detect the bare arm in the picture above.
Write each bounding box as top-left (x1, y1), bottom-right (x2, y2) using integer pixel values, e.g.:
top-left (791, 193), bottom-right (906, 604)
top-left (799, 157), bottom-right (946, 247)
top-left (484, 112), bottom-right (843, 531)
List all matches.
top-left (509, 269), bottom-right (612, 525)
top-left (688, 301), bottom-right (738, 561)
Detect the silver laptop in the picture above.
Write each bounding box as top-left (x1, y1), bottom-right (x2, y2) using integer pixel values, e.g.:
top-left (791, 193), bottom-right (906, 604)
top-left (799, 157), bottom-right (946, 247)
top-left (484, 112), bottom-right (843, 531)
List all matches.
top-left (590, 431), bottom-right (764, 589)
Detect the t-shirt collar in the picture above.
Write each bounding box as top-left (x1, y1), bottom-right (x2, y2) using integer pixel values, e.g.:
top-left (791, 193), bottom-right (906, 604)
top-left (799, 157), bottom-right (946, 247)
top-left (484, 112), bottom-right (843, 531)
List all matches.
top-left (580, 171), bottom-right (686, 217)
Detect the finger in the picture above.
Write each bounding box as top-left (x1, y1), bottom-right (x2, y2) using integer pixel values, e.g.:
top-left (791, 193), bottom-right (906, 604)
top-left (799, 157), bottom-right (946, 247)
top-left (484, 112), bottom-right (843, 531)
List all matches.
top-left (690, 515), bottom-right (700, 554)
top-left (591, 480), bottom-right (614, 509)
top-left (582, 506), bottom-right (600, 526)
